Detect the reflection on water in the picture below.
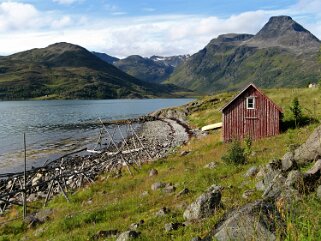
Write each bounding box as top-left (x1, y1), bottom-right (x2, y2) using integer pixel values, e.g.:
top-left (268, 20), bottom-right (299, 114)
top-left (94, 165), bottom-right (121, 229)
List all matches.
top-left (0, 98), bottom-right (193, 173)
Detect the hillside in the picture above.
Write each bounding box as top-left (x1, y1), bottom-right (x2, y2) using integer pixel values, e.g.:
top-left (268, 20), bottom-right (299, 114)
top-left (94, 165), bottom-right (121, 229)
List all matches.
top-left (0, 43), bottom-right (188, 100)
top-left (2, 87), bottom-right (321, 240)
top-left (166, 16), bottom-right (321, 93)
top-left (114, 55), bottom-right (175, 83)
top-left (92, 52), bottom-right (119, 65)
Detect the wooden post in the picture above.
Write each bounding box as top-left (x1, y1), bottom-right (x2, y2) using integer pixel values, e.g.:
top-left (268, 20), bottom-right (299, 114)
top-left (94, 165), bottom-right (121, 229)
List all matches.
top-left (23, 133), bottom-right (27, 219)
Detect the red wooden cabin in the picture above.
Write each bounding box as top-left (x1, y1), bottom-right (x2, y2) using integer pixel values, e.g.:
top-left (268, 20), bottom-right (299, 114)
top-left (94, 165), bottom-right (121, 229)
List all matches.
top-left (221, 84), bottom-right (283, 142)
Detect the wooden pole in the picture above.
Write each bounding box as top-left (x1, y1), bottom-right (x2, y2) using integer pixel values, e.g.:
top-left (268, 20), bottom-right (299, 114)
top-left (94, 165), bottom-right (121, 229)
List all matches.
top-left (23, 133), bottom-right (27, 219)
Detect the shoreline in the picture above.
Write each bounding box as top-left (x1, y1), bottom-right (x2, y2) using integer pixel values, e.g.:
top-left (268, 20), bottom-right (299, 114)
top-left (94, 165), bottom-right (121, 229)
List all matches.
top-left (0, 115), bottom-right (194, 210)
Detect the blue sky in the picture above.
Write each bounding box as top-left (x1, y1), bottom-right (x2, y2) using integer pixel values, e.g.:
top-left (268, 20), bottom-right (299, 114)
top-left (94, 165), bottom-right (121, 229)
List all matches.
top-left (0, 0), bottom-right (320, 57)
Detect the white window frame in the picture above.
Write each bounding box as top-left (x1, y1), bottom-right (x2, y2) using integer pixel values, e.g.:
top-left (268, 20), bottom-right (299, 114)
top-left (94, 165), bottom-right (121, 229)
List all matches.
top-left (246, 97), bottom-right (255, 109)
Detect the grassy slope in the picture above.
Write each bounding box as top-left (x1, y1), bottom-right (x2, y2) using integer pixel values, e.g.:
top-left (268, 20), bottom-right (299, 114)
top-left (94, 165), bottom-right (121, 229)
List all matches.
top-left (1, 88), bottom-right (321, 240)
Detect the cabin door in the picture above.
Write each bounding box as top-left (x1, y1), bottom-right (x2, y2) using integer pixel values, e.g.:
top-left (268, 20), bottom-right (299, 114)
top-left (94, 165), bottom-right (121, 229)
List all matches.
top-left (244, 117), bottom-right (258, 140)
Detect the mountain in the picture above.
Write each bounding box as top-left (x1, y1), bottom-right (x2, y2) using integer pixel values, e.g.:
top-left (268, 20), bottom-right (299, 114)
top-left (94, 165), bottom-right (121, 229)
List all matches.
top-left (0, 42), bottom-right (189, 100)
top-left (166, 16), bottom-right (321, 93)
top-left (150, 55), bottom-right (190, 67)
top-left (247, 16), bottom-right (320, 50)
top-left (114, 55), bottom-right (175, 83)
top-left (92, 51), bottom-right (119, 64)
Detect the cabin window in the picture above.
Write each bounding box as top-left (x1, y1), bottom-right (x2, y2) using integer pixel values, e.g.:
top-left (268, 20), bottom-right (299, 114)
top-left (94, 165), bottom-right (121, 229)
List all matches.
top-left (246, 97), bottom-right (255, 109)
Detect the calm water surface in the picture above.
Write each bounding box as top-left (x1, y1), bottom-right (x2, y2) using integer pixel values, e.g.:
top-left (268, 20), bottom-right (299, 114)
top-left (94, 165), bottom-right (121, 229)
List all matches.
top-left (0, 98), bottom-right (193, 173)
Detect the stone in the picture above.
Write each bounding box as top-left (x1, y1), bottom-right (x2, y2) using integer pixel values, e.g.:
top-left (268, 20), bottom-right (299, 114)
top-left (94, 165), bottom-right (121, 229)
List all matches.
top-left (149, 169), bottom-right (158, 177)
top-left (35, 209), bottom-right (52, 223)
top-left (164, 222), bottom-right (184, 231)
top-left (281, 158), bottom-right (298, 172)
top-left (190, 237), bottom-right (202, 241)
top-left (140, 191), bottom-right (149, 197)
top-left (24, 215), bottom-right (42, 228)
top-left (242, 189), bottom-right (255, 199)
top-left (316, 185), bottom-right (321, 199)
top-left (244, 166), bottom-right (259, 177)
top-left (208, 200), bottom-right (284, 241)
top-left (27, 193), bottom-right (38, 202)
top-left (163, 184), bottom-right (176, 193)
top-left (256, 169), bottom-right (283, 192)
top-left (303, 159), bottom-right (321, 189)
top-left (285, 170), bottom-right (304, 191)
top-left (183, 185), bottom-right (222, 221)
top-left (177, 188), bottom-right (190, 197)
top-left (180, 150), bottom-right (190, 156)
top-left (129, 220), bottom-right (144, 230)
top-left (262, 171), bottom-right (287, 200)
top-left (116, 231), bottom-right (140, 241)
top-left (32, 173), bottom-right (43, 186)
top-left (204, 162), bottom-right (217, 169)
top-left (151, 182), bottom-right (166, 191)
top-left (281, 124), bottom-right (321, 164)
top-left (155, 207), bottom-right (170, 217)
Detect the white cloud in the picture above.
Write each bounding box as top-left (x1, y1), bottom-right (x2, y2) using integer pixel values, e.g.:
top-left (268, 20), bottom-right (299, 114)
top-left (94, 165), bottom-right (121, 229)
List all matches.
top-left (0, 1), bottom-right (74, 32)
top-left (0, 1), bottom-right (320, 58)
top-left (0, 2), bottom-right (40, 31)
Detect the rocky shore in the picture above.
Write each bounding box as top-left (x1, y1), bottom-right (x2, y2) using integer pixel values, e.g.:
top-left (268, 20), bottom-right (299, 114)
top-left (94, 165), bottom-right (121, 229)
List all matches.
top-left (0, 116), bottom-right (192, 212)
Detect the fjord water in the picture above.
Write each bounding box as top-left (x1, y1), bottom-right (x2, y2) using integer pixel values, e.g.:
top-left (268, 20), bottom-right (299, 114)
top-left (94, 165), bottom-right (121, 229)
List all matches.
top-left (0, 98), bottom-right (193, 173)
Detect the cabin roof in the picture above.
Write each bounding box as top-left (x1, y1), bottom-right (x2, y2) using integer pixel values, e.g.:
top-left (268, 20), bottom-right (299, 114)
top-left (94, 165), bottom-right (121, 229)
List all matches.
top-left (220, 83), bottom-right (283, 113)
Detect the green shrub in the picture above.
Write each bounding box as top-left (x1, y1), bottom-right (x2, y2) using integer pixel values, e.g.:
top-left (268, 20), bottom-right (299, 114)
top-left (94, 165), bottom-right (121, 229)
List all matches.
top-left (221, 140), bottom-right (246, 165)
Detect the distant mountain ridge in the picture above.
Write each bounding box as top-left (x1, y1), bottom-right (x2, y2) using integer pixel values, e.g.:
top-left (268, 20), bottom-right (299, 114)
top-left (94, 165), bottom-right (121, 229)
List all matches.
top-left (94, 52), bottom-right (189, 83)
top-left (166, 16), bottom-right (321, 93)
top-left (0, 42), bottom-right (189, 100)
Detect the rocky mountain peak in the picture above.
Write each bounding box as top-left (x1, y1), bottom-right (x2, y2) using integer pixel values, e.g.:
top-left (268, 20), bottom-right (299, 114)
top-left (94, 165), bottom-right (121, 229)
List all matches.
top-left (248, 15), bottom-right (320, 50)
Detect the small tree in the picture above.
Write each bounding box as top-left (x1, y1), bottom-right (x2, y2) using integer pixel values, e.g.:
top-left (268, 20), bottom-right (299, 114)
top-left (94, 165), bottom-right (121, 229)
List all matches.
top-left (222, 140), bottom-right (246, 165)
top-left (290, 97), bottom-right (303, 128)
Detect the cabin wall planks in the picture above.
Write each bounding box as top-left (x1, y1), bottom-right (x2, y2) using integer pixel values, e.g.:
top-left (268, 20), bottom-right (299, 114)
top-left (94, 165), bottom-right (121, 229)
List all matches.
top-left (222, 84), bottom-right (282, 142)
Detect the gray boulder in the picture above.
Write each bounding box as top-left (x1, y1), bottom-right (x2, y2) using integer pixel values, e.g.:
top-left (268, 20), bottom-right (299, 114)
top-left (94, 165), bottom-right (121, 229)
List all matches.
top-left (244, 166), bottom-right (259, 177)
top-left (209, 200), bottom-right (284, 241)
top-left (285, 170), bottom-right (304, 191)
top-left (163, 184), bottom-right (176, 193)
top-left (190, 237), bottom-right (202, 241)
top-left (281, 125), bottom-right (321, 164)
top-left (149, 169), bottom-right (158, 177)
top-left (204, 162), bottom-right (217, 169)
top-left (116, 231), bottom-right (140, 241)
top-left (155, 207), bottom-right (170, 217)
top-left (183, 185), bottom-right (222, 221)
top-left (303, 159), bottom-right (321, 190)
top-left (151, 182), bottom-right (166, 191)
top-left (164, 222), bottom-right (184, 231)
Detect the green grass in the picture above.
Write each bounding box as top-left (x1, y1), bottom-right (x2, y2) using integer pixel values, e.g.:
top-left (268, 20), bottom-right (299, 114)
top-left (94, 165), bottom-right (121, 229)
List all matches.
top-left (1, 88), bottom-right (321, 240)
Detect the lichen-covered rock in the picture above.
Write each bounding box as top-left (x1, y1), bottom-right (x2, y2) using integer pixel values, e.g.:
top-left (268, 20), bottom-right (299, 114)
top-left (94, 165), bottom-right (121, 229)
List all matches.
top-left (281, 125), bottom-right (321, 164)
top-left (208, 200), bottom-right (284, 241)
top-left (183, 185), bottom-right (221, 221)
top-left (285, 170), bottom-right (304, 191)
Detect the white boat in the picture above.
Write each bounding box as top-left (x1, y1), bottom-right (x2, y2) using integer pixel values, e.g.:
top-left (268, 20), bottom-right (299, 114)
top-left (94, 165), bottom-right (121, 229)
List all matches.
top-left (201, 122), bottom-right (223, 131)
